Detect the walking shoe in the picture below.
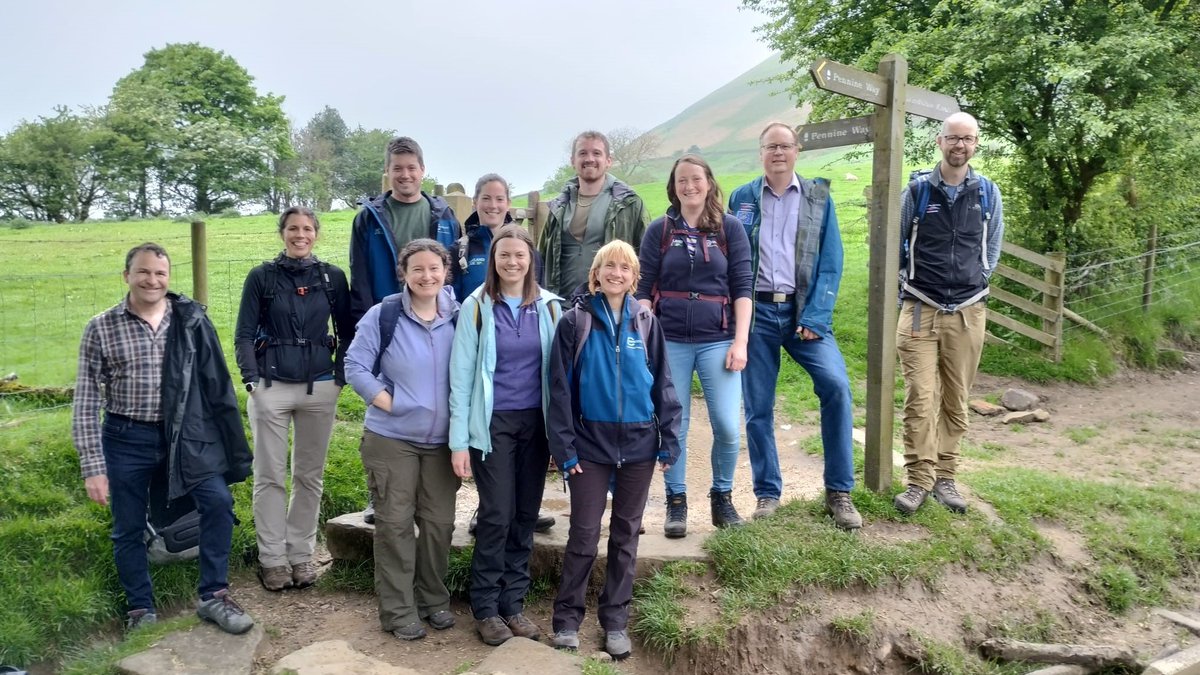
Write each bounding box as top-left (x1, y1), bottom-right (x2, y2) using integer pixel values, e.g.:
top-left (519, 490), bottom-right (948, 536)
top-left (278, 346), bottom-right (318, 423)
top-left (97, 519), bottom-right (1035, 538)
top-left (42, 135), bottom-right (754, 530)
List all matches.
top-left (258, 565), bottom-right (293, 592)
top-left (291, 561), bottom-right (318, 588)
top-left (476, 616), bottom-right (513, 645)
top-left (363, 495), bottom-right (376, 524)
top-left (752, 497), bottom-right (780, 520)
top-left (824, 490), bottom-right (863, 530)
top-left (468, 507), bottom-right (479, 535)
top-left (392, 621), bottom-right (427, 641)
top-left (503, 613), bottom-right (541, 641)
top-left (605, 629), bottom-right (632, 660)
top-left (424, 610), bottom-right (455, 630)
top-left (894, 484), bottom-right (929, 516)
top-left (709, 489), bottom-right (746, 528)
top-left (552, 629), bottom-right (579, 650)
top-left (125, 608), bottom-right (157, 631)
top-left (535, 512), bottom-right (556, 533)
top-left (664, 493), bottom-right (688, 538)
top-left (932, 478), bottom-right (968, 513)
top-left (196, 589), bottom-right (254, 635)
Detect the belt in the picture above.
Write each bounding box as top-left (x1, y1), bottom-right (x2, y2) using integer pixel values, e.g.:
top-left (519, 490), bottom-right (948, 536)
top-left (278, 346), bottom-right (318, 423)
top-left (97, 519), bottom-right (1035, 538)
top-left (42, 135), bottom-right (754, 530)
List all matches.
top-left (105, 412), bottom-right (164, 427)
top-left (755, 291), bottom-right (795, 303)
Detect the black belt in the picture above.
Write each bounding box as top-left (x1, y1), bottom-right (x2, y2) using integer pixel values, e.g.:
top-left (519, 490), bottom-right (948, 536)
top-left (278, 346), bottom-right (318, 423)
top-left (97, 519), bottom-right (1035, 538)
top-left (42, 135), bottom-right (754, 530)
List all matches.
top-left (755, 291), bottom-right (795, 303)
top-left (106, 412), bottom-right (163, 427)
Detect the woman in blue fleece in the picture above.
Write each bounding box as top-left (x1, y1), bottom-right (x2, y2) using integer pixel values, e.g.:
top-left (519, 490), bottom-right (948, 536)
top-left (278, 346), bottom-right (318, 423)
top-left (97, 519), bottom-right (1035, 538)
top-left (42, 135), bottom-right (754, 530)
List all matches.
top-left (345, 239), bottom-right (460, 642)
top-left (546, 240), bottom-right (683, 660)
top-left (448, 225), bottom-right (562, 646)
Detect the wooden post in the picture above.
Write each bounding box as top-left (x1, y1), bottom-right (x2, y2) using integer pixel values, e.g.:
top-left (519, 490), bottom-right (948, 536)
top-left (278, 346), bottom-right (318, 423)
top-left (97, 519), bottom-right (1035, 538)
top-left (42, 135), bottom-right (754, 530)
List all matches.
top-left (863, 54), bottom-right (907, 493)
top-left (1043, 252), bottom-right (1065, 362)
top-left (1142, 220), bottom-right (1157, 314)
top-left (526, 190), bottom-right (542, 241)
top-left (190, 220), bottom-right (208, 306)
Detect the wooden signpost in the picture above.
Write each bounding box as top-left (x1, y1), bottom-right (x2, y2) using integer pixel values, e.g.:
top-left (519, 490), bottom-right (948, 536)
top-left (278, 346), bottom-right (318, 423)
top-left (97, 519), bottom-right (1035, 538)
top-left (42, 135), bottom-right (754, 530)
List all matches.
top-left (801, 54), bottom-right (960, 494)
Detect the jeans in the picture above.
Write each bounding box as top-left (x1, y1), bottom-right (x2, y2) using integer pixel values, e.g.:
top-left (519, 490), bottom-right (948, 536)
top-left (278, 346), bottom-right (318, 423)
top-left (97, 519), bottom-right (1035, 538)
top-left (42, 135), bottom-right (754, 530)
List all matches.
top-left (103, 414), bottom-right (235, 610)
top-left (742, 301), bottom-right (855, 497)
top-left (663, 339), bottom-right (742, 496)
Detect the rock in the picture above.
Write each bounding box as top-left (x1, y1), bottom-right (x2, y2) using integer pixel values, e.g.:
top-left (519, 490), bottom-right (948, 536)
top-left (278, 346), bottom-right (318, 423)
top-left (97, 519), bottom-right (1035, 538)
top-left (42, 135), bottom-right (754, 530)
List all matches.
top-left (1144, 642), bottom-right (1200, 675)
top-left (590, 651), bottom-right (614, 662)
top-left (1032, 408), bottom-right (1051, 422)
top-left (970, 399), bottom-right (1006, 416)
top-left (1001, 388), bottom-right (1039, 411)
top-left (270, 640), bottom-right (419, 675)
top-left (471, 636), bottom-right (583, 674)
top-left (1002, 410), bottom-right (1039, 424)
top-left (1023, 666), bottom-right (1087, 675)
top-left (117, 623), bottom-right (265, 675)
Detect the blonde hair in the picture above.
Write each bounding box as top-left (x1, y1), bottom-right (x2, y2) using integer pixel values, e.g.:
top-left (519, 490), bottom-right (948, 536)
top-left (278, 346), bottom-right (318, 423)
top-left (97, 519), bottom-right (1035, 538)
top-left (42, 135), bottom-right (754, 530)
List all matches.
top-left (587, 240), bottom-right (640, 295)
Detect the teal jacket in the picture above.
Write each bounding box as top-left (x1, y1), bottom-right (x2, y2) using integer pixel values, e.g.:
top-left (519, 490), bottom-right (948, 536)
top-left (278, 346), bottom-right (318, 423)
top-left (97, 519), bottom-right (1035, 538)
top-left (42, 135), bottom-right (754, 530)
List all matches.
top-left (448, 287), bottom-right (564, 456)
top-left (727, 174), bottom-right (843, 337)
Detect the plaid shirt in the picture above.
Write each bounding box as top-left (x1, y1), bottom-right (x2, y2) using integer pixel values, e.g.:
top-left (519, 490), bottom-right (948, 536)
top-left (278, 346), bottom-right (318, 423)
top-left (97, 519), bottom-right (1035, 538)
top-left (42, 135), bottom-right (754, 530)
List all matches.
top-left (71, 297), bottom-right (172, 478)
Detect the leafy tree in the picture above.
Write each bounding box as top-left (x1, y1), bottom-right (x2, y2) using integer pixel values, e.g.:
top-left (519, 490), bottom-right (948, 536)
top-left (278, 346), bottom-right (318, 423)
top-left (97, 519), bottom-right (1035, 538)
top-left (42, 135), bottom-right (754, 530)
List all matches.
top-left (607, 127), bottom-right (662, 183)
top-left (0, 107), bottom-right (111, 222)
top-left (293, 106), bottom-right (349, 211)
top-left (743, 0), bottom-right (1200, 254)
top-left (336, 126), bottom-right (395, 207)
top-left (108, 43), bottom-right (291, 214)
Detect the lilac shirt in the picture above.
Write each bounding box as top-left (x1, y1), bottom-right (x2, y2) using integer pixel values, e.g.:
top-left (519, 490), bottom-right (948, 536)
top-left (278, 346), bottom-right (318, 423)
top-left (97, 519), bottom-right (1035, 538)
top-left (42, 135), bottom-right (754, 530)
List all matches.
top-left (756, 174), bottom-right (801, 294)
top-left (492, 297), bottom-right (542, 411)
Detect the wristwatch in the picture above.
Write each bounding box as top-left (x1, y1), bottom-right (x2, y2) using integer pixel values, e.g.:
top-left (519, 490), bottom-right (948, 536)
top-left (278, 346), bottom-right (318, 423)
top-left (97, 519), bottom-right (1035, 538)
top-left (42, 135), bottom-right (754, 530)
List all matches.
top-left (245, 382), bottom-right (256, 393)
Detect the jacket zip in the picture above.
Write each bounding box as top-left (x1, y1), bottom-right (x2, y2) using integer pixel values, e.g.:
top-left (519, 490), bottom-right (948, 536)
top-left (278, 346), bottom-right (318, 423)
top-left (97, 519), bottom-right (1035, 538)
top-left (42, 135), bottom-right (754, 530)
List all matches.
top-left (600, 298), bottom-right (624, 468)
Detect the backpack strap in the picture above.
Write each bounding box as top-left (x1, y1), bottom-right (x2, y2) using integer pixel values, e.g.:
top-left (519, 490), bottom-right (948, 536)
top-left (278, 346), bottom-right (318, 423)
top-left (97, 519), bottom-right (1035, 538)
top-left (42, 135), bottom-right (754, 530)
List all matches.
top-left (372, 296), bottom-right (404, 377)
top-left (572, 309), bottom-right (592, 368)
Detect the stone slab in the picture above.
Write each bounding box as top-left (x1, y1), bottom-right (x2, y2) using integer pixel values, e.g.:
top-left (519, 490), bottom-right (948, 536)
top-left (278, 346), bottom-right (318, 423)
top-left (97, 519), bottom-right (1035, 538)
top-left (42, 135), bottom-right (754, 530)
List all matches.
top-left (1144, 642), bottom-right (1200, 675)
top-left (970, 399), bottom-right (1006, 416)
top-left (1001, 387), bottom-right (1039, 411)
top-left (270, 639), bottom-right (420, 675)
top-left (117, 623), bottom-right (264, 675)
top-left (470, 636), bottom-right (583, 674)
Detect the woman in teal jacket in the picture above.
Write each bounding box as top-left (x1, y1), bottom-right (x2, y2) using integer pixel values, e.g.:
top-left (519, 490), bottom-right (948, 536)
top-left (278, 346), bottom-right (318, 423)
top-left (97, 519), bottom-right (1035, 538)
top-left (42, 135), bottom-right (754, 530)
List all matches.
top-left (449, 225), bottom-right (563, 647)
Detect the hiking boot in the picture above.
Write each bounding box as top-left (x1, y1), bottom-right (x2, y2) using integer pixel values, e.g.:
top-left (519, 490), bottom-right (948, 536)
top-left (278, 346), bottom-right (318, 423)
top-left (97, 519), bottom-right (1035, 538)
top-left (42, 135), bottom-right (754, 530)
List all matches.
top-left (824, 490), bottom-right (863, 530)
top-left (894, 484), bottom-right (929, 516)
top-left (709, 489), bottom-right (746, 528)
top-left (258, 565), bottom-right (293, 592)
top-left (664, 493), bottom-right (688, 538)
top-left (468, 507), bottom-right (479, 536)
top-left (424, 610), bottom-right (455, 630)
top-left (552, 629), bottom-right (579, 650)
top-left (392, 621), bottom-right (426, 641)
top-left (476, 616), bottom-right (513, 646)
top-left (125, 608), bottom-right (157, 631)
top-left (535, 512), bottom-right (556, 533)
top-left (291, 561), bottom-right (318, 588)
top-left (503, 613), bottom-right (541, 641)
top-left (363, 495), bottom-right (376, 524)
top-left (196, 589), bottom-right (254, 635)
top-left (932, 478), bottom-right (968, 513)
top-left (752, 497), bottom-right (780, 520)
top-left (605, 629), bottom-right (632, 660)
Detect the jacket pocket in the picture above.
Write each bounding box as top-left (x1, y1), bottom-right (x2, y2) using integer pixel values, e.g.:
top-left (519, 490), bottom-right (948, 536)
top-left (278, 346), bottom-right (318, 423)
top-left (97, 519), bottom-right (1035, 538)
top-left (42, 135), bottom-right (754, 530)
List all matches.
top-left (179, 423), bottom-right (227, 484)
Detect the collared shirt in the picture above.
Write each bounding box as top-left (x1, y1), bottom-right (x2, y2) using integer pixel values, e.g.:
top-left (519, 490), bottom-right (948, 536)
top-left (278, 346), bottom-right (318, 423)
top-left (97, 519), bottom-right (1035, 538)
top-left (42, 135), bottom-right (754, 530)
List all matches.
top-left (756, 174), bottom-right (801, 293)
top-left (72, 297), bottom-right (171, 478)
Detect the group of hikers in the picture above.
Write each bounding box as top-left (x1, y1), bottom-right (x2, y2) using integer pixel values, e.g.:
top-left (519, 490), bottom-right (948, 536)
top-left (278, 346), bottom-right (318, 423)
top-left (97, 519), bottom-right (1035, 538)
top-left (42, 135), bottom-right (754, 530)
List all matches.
top-left (72, 112), bottom-right (1002, 661)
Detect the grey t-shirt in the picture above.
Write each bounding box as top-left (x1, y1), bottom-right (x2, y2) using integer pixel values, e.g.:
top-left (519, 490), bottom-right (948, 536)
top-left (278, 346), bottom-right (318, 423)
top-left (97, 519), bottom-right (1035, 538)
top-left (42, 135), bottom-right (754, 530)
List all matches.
top-left (385, 195), bottom-right (431, 249)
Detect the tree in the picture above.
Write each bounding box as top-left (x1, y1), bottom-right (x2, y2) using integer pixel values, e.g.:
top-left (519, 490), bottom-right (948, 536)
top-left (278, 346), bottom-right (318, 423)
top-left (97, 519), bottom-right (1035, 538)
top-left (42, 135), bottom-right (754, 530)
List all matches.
top-left (743, 0), bottom-right (1200, 254)
top-left (606, 127), bottom-right (662, 183)
top-left (336, 126), bottom-right (395, 207)
top-left (292, 106), bottom-right (349, 211)
top-left (0, 107), bottom-right (112, 222)
top-left (108, 43), bottom-right (291, 214)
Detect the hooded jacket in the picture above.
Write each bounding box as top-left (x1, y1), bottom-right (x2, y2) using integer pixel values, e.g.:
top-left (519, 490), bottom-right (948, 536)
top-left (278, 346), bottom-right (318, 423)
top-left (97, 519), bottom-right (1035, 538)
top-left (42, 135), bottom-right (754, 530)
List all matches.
top-left (452, 211), bottom-right (547, 301)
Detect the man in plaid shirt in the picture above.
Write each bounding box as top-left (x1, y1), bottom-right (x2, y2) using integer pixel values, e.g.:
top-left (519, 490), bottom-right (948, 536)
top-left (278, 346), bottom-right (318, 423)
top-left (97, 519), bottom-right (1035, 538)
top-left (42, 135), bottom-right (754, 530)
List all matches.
top-left (73, 243), bottom-right (255, 635)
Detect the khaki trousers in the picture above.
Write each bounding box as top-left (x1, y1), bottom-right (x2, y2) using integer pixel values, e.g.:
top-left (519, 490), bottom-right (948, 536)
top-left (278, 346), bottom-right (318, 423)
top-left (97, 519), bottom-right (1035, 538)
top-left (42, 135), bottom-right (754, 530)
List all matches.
top-left (249, 379), bottom-right (340, 567)
top-left (896, 300), bottom-right (986, 490)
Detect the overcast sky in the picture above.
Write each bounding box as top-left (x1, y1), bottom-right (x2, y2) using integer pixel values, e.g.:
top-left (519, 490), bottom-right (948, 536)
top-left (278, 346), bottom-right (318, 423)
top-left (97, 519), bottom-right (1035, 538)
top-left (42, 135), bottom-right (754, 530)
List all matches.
top-left (0, 0), bottom-right (776, 192)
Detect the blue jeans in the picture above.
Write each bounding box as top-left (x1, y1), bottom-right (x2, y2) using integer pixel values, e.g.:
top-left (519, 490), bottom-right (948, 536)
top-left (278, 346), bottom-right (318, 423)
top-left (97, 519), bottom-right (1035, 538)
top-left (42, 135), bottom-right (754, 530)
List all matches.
top-left (742, 301), bottom-right (855, 498)
top-left (663, 339), bottom-right (742, 496)
top-left (103, 414), bottom-right (235, 610)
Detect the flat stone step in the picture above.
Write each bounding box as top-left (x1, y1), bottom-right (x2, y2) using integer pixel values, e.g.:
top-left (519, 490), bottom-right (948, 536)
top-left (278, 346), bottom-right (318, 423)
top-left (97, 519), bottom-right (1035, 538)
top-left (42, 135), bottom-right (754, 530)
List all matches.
top-left (116, 622), bottom-right (264, 675)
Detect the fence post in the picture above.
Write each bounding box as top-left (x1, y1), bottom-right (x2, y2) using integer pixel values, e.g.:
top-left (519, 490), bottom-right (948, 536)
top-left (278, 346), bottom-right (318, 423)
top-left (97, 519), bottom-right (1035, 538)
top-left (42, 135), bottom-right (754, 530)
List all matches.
top-left (1042, 252), bottom-right (1065, 362)
top-left (190, 220), bottom-right (208, 307)
top-left (1142, 220), bottom-right (1157, 314)
top-left (526, 191), bottom-right (542, 242)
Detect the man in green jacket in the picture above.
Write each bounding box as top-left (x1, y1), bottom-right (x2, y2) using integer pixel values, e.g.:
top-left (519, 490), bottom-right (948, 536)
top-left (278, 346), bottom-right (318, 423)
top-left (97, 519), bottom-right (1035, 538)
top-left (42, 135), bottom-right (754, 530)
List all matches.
top-left (538, 131), bottom-right (649, 297)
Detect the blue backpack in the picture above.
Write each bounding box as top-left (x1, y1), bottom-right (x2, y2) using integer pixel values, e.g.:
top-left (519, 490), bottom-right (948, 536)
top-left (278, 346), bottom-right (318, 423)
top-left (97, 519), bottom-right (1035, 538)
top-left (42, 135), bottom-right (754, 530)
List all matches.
top-left (903, 170), bottom-right (994, 267)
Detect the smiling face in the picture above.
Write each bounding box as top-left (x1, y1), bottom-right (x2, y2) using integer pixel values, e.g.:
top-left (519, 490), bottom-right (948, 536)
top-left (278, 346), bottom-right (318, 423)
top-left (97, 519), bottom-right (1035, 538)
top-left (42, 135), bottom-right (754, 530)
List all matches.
top-left (572, 137), bottom-right (612, 186)
top-left (403, 250), bottom-right (446, 302)
top-left (387, 152), bottom-right (425, 203)
top-left (474, 180), bottom-right (510, 228)
top-left (492, 236), bottom-right (531, 289)
top-left (280, 212), bottom-right (318, 259)
top-left (123, 250), bottom-right (170, 308)
top-left (759, 124), bottom-right (799, 180)
top-left (672, 161), bottom-right (710, 214)
top-left (588, 241), bottom-right (640, 303)
top-left (937, 114), bottom-right (980, 169)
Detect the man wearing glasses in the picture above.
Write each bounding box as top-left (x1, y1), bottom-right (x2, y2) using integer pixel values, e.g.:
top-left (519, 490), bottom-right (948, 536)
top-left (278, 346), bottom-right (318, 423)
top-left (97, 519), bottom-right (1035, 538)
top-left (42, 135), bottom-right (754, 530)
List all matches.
top-left (893, 112), bottom-right (1004, 516)
top-left (727, 122), bottom-right (861, 530)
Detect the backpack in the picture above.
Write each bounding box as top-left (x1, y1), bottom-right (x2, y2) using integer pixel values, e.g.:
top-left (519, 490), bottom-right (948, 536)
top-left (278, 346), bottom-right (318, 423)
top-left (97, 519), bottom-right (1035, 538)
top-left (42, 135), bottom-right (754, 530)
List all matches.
top-left (901, 170), bottom-right (995, 306)
top-left (650, 217), bottom-right (731, 328)
top-left (257, 260), bottom-right (342, 387)
top-left (568, 303), bottom-right (652, 368)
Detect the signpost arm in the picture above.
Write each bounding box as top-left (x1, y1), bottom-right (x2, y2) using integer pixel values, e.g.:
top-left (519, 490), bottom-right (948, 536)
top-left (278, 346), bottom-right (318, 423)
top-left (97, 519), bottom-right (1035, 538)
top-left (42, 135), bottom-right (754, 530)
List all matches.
top-left (864, 54), bottom-right (908, 493)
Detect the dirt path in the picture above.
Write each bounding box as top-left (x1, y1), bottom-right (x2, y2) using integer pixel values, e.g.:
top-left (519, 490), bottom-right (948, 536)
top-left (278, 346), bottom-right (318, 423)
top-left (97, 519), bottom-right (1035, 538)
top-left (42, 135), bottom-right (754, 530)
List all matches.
top-left (234, 369), bottom-right (1200, 674)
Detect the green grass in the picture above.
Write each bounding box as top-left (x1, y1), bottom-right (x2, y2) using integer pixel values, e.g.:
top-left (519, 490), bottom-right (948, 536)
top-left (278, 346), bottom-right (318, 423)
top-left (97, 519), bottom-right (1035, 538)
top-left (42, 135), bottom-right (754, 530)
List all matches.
top-left (57, 615), bottom-right (201, 675)
top-left (1065, 426), bottom-right (1101, 445)
top-left (829, 609), bottom-right (876, 645)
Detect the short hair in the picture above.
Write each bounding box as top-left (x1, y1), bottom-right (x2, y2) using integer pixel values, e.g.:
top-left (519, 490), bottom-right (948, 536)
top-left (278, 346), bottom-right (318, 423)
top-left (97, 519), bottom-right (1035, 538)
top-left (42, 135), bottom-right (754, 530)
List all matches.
top-left (572, 130), bottom-right (610, 157)
top-left (588, 240), bottom-right (640, 295)
top-left (666, 154), bottom-right (724, 234)
top-left (473, 173), bottom-right (511, 200)
top-left (384, 136), bottom-right (425, 169)
top-left (939, 112), bottom-right (980, 136)
top-left (124, 242), bottom-right (169, 272)
top-left (758, 122), bottom-right (799, 144)
top-left (482, 225), bottom-right (539, 306)
top-left (396, 238), bottom-right (452, 285)
top-left (277, 206), bottom-right (319, 234)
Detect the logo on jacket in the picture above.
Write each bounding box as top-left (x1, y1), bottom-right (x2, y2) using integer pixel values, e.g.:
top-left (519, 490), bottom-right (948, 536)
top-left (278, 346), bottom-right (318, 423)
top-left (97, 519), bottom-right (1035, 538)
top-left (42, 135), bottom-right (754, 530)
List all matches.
top-left (735, 203), bottom-right (755, 226)
top-left (625, 336), bottom-right (644, 351)
top-left (924, 204), bottom-right (941, 215)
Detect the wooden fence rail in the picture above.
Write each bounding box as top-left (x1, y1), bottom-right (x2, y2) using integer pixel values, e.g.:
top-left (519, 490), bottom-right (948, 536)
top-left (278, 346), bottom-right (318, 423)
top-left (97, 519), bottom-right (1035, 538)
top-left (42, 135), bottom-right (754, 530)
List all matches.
top-left (986, 242), bottom-right (1066, 361)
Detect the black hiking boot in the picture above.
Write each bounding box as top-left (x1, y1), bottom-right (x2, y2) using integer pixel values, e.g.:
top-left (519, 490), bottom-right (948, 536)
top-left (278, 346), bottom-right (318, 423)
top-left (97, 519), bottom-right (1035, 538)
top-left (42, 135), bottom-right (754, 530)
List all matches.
top-left (709, 489), bottom-right (746, 528)
top-left (664, 493), bottom-right (688, 538)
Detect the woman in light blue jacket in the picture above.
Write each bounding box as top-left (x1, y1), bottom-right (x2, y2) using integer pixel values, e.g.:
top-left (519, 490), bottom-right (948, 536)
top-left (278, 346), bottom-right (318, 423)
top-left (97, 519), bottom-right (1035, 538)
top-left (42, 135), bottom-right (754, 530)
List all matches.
top-left (449, 225), bottom-right (563, 647)
top-left (345, 239), bottom-right (461, 643)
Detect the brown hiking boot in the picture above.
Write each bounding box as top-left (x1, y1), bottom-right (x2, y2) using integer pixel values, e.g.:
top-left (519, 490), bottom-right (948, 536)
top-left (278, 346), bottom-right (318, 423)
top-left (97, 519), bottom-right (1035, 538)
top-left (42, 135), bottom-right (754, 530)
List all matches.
top-left (894, 484), bottom-right (929, 516)
top-left (477, 615), bottom-right (513, 646)
top-left (258, 564), bottom-right (293, 591)
top-left (752, 497), bottom-right (780, 520)
top-left (932, 478), bottom-right (968, 513)
top-left (503, 613), bottom-right (541, 641)
top-left (824, 490), bottom-right (863, 530)
top-left (291, 561), bottom-right (318, 588)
